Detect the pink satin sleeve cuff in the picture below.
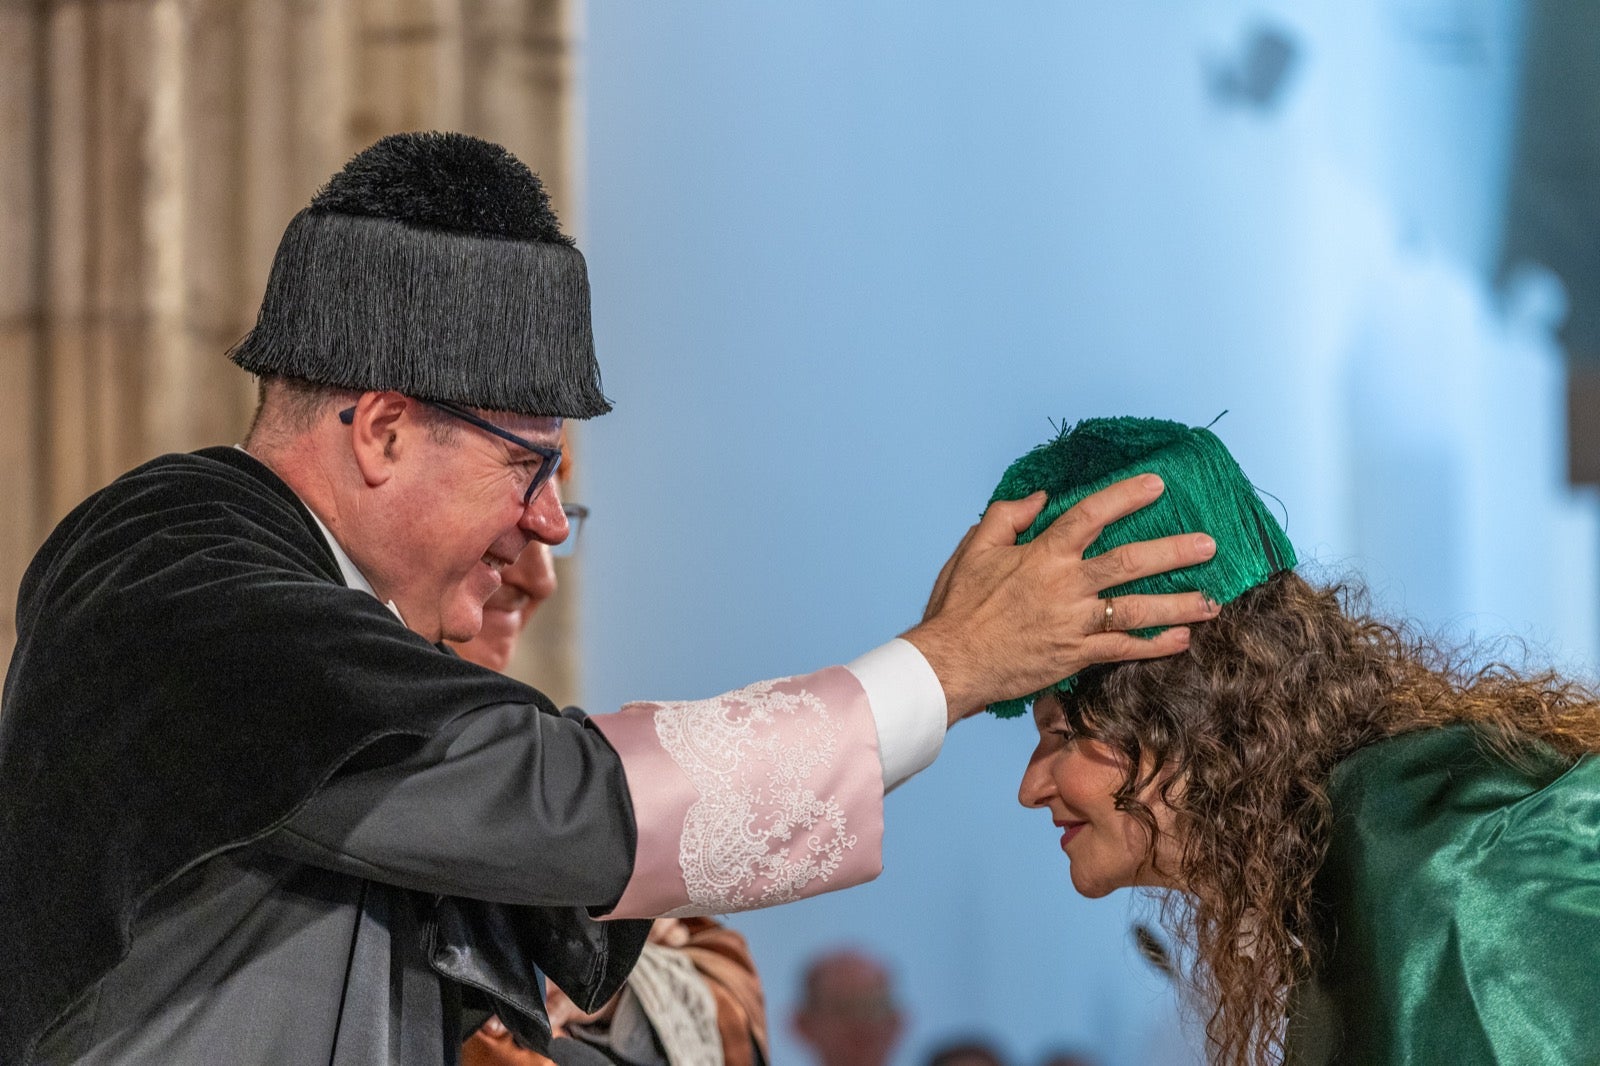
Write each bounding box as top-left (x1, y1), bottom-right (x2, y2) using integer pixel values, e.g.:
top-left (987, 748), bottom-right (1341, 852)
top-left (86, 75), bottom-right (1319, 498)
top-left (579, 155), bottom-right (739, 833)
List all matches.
top-left (592, 666), bottom-right (886, 919)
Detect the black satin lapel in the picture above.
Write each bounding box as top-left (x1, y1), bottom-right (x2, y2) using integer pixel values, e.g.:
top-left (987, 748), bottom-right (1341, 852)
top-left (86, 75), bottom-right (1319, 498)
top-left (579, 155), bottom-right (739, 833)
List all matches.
top-left (426, 897), bottom-right (651, 1053)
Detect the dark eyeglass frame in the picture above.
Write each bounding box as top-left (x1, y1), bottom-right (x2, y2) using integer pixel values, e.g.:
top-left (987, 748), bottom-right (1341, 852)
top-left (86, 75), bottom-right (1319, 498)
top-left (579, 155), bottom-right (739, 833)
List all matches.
top-left (339, 400), bottom-right (563, 506)
top-left (551, 503), bottom-right (589, 559)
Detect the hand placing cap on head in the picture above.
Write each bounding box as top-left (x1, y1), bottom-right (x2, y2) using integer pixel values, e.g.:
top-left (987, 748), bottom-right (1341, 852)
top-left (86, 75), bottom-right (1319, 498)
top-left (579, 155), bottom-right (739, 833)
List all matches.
top-left (987, 417), bottom-right (1295, 717)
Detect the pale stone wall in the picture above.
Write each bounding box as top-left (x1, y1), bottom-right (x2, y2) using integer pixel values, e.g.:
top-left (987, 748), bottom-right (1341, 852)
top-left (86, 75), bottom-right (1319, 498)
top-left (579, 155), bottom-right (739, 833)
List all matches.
top-left (1, 0), bottom-right (584, 705)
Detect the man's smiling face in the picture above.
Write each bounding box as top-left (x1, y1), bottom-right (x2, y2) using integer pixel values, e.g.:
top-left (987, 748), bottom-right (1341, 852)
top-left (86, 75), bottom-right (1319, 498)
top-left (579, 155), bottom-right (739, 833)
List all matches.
top-left (361, 402), bottom-right (568, 644)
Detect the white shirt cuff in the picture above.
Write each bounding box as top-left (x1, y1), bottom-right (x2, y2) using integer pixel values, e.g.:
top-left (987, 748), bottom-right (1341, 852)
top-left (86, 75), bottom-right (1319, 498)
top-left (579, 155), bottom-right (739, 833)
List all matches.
top-left (846, 638), bottom-right (947, 791)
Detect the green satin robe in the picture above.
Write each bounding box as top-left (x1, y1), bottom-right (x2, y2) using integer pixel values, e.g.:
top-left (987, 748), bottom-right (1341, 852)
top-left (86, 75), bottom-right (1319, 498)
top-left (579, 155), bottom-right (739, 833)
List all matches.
top-left (1286, 724), bottom-right (1600, 1064)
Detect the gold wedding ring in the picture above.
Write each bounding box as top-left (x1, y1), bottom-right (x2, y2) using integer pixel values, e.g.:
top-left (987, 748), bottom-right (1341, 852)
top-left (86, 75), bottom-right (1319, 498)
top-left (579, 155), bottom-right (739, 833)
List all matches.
top-left (1102, 598), bottom-right (1116, 633)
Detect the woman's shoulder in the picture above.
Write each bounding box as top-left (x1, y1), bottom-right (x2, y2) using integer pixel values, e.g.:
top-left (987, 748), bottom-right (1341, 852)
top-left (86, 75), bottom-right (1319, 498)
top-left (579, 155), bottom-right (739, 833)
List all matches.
top-left (1302, 729), bottom-right (1600, 1064)
top-left (1326, 723), bottom-right (1585, 831)
top-left (1319, 722), bottom-right (1600, 911)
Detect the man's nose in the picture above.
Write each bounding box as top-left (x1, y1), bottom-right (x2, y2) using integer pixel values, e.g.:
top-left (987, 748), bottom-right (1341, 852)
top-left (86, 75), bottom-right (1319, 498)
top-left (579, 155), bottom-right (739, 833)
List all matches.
top-left (520, 482), bottom-right (570, 546)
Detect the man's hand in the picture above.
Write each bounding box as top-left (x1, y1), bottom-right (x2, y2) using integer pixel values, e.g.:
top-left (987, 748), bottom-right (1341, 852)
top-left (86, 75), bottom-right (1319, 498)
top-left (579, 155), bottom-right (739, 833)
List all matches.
top-left (903, 475), bottom-right (1219, 725)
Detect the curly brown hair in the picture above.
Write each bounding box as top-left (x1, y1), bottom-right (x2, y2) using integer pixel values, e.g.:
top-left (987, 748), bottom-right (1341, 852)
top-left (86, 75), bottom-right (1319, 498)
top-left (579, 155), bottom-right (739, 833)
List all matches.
top-left (1060, 570), bottom-right (1600, 1066)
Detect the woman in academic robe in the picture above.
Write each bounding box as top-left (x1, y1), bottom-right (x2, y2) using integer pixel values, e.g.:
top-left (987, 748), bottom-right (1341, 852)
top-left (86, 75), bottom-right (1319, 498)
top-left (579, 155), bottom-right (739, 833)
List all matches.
top-left (995, 417), bottom-right (1600, 1066)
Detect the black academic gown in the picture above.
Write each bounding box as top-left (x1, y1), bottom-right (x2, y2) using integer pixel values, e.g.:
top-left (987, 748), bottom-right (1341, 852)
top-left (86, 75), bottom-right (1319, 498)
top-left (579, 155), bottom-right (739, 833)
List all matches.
top-left (0, 446), bottom-right (650, 1065)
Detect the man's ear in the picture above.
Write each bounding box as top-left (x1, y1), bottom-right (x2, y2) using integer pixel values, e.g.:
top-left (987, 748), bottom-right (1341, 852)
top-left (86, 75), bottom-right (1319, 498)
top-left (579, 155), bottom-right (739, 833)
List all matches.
top-left (346, 391), bottom-right (412, 488)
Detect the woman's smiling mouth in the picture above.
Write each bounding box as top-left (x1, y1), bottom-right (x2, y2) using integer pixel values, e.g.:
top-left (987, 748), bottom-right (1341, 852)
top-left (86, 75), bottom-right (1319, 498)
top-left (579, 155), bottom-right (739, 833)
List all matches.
top-left (1057, 819), bottom-right (1087, 848)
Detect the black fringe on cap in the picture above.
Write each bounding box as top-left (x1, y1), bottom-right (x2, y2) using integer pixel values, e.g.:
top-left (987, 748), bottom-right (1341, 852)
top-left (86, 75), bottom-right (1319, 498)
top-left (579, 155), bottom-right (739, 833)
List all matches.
top-left (229, 209), bottom-right (611, 418)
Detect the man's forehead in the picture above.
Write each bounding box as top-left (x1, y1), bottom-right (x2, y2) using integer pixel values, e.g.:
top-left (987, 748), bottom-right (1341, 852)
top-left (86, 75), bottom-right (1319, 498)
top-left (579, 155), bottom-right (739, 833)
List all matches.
top-left (483, 410), bottom-right (563, 442)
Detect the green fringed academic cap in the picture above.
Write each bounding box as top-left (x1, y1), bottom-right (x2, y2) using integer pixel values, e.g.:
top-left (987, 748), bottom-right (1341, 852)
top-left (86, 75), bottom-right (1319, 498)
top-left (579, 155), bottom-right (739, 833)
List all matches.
top-left (229, 131), bottom-right (610, 419)
top-left (987, 417), bottom-right (1296, 718)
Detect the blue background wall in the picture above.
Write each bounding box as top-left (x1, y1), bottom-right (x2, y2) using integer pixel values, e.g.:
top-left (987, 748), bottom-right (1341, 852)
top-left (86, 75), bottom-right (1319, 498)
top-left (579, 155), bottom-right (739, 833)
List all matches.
top-left (577, 3), bottom-right (1599, 1062)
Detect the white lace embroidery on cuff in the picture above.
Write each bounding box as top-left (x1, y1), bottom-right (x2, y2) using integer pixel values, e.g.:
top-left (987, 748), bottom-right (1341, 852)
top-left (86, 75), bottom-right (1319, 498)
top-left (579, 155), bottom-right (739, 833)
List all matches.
top-left (653, 677), bottom-right (859, 915)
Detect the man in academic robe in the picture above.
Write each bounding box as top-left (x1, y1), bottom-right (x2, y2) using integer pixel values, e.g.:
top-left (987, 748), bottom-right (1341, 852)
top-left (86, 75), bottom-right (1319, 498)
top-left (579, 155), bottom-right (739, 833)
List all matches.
top-left (0, 132), bottom-right (1220, 1066)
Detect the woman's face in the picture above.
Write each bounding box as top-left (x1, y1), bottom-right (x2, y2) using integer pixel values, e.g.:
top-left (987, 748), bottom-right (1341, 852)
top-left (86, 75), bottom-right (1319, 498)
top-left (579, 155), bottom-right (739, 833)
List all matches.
top-left (1018, 692), bottom-right (1181, 898)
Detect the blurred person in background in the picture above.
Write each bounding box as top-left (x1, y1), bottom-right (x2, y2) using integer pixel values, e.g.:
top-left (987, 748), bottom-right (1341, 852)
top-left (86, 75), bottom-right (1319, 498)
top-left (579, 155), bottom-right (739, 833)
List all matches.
top-left (452, 438), bottom-right (565, 1066)
top-left (1003, 417), bottom-right (1600, 1066)
top-left (456, 447), bottom-right (770, 1066)
top-left (1035, 1049), bottom-right (1097, 1066)
top-left (447, 434), bottom-right (576, 675)
top-left (791, 949), bottom-right (905, 1066)
top-left (466, 914), bottom-right (768, 1066)
top-left (449, 527), bottom-right (562, 673)
top-left (924, 1038), bottom-right (1008, 1066)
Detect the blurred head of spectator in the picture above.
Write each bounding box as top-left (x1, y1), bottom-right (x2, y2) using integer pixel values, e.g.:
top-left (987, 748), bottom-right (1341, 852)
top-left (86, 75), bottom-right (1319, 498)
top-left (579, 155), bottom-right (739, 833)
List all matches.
top-left (792, 948), bottom-right (905, 1066)
top-left (1037, 1049), bottom-right (1098, 1066)
top-left (449, 535), bottom-right (558, 672)
top-left (448, 434), bottom-right (572, 672)
top-left (926, 1038), bottom-right (1008, 1066)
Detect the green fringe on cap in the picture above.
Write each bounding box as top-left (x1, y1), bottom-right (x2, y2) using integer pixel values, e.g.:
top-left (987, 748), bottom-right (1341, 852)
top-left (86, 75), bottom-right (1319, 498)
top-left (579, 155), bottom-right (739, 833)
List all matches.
top-left (986, 417), bottom-right (1296, 718)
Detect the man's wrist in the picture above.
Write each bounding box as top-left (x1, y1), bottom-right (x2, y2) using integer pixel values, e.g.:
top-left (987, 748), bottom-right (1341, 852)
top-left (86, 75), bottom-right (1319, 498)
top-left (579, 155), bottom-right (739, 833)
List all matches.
top-left (846, 639), bottom-right (946, 787)
top-left (899, 623), bottom-right (981, 727)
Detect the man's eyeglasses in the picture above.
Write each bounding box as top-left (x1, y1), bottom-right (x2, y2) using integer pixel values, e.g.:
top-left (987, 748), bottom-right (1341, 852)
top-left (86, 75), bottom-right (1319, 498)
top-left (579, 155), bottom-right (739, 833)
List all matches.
top-left (339, 400), bottom-right (562, 507)
top-left (551, 503), bottom-right (589, 559)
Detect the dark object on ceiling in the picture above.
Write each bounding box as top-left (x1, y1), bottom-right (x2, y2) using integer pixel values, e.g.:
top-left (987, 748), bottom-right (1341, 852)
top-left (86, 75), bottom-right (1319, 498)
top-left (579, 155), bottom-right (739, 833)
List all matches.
top-left (1208, 22), bottom-right (1302, 112)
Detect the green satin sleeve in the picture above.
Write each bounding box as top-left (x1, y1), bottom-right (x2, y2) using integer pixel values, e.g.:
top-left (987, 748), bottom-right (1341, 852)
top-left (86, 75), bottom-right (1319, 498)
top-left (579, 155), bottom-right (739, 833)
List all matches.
top-left (1285, 725), bottom-right (1600, 1065)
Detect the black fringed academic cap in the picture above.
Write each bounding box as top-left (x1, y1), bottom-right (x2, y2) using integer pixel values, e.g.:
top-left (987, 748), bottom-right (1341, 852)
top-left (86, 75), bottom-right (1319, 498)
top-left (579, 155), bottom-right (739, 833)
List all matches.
top-left (230, 131), bottom-right (611, 418)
